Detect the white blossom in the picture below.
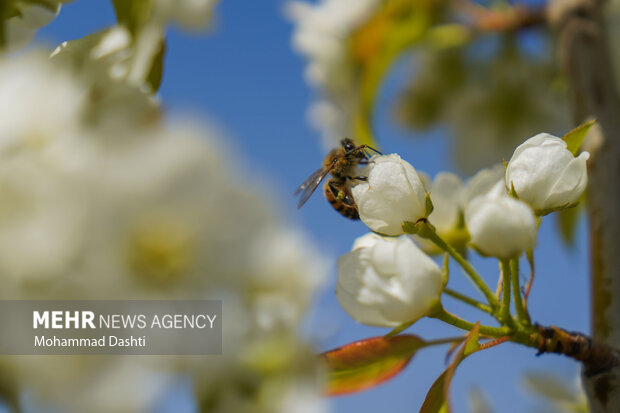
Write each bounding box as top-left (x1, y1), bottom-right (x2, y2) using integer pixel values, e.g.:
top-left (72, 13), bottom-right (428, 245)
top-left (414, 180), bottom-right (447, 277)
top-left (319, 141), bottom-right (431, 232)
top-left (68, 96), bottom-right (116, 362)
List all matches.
top-left (153, 0), bottom-right (218, 30)
top-left (127, 0), bottom-right (218, 86)
top-left (421, 164), bottom-right (504, 235)
top-left (51, 27), bottom-right (160, 129)
top-left (427, 172), bottom-right (463, 234)
top-left (352, 154), bottom-right (429, 236)
top-left (0, 50), bottom-right (327, 413)
top-left (415, 165), bottom-right (504, 254)
top-left (0, 53), bottom-right (86, 153)
top-left (5, 2), bottom-right (63, 51)
top-left (465, 183), bottom-right (537, 259)
top-left (505, 133), bottom-right (589, 213)
top-left (461, 164), bottom-right (505, 206)
top-left (336, 233), bottom-right (443, 327)
top-left (18, 357), bottom-right (174, 413)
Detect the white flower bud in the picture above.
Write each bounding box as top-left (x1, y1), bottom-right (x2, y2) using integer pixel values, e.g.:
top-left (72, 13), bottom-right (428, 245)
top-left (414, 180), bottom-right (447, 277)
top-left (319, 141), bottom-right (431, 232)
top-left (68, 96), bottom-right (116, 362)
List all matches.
top-left (335, 233), bottom-right (443, 327)
top-left (465, 183), bottom-right (537, 259)
top-left (505, 133), bottom-right (590, 213)
top-left (352, 154), bottom-right (428, 236)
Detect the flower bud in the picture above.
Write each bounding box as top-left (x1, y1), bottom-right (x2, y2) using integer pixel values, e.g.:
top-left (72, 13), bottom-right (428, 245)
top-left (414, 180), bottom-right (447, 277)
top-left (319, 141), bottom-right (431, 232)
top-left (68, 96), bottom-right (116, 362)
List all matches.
top-left (335, 233), bottom-right (443, 327)
top-left (465, 183), bottom-right (537, 259)
top-left (352, 154), bottom-right (428, 236)
top-left (505, 133), bottom-right (590, 213)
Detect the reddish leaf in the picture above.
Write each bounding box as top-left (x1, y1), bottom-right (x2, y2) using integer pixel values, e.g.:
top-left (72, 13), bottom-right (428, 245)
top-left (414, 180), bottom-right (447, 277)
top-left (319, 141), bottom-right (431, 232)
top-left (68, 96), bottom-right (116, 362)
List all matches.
top-left (420, 323), bottom-right (482, 413)
top-left (321, 334), bottom-right (425, 396)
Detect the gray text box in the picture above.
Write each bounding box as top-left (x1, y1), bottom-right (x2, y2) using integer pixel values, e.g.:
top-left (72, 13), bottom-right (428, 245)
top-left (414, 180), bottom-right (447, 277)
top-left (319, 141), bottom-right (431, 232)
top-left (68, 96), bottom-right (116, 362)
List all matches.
top-left (0, 300), bottom-right (222, 355)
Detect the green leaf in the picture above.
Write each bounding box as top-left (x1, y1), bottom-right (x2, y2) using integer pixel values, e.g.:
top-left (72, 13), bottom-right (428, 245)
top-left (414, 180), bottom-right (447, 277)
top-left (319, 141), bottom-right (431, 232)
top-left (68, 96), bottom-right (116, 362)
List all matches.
top-left (321, 334), bottom-right (425, 396)
top-left (420, 323), bottom-right (481, 413)
top-left (562, 119), bottom-right (596, 155)
top-left (349, 0), bottom-right (441, 147)
top-left (420, 370), bottom-right (450, 413)
top-left (425, 192), bottom-right (434, 217)
top-left (556, 201), bottom-right (583, 247)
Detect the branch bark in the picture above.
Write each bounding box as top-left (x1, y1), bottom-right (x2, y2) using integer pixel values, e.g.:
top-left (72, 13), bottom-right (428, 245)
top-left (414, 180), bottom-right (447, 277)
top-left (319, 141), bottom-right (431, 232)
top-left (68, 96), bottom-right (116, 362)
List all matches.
top-left (549, 0), bottom-right (620, 411)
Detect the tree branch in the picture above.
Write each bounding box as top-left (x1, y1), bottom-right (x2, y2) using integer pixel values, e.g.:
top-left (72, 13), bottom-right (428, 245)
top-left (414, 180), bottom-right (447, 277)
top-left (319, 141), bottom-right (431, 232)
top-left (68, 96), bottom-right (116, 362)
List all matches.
top-left (530, 325), bottom-right (619, 377)
top-left (549, 0), bottom-right (620, 411)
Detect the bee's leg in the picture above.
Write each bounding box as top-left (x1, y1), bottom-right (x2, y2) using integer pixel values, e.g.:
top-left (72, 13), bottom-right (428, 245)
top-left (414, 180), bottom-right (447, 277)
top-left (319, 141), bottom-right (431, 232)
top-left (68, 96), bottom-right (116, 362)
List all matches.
top-left (360, 144), bottom-right (382, 156)
top-left (347, 176), bottom-right (368, 182)
top-left (341, 190), bottom-right (356, 206)
top-left (328, 181), bottom-right (356, 206)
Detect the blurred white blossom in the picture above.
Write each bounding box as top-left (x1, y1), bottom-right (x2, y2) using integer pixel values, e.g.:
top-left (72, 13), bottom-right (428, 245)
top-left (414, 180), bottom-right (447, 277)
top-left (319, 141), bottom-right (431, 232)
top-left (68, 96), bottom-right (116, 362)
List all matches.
top-left (0, 52), bottom-right (86, 152)
top-left (505, 133), bottom-right (589, 214)
top-left (0, 50), bottom-right (327, 413)
top-left (465, 183), bottom-right (537, 259)
top-left (427, 172), bottom-right (462, 234)
top-left (152, 0), bottom-right (218, 30)
top-left (287, 0), bottom-right (381, 147)
top-left (16, 356), bottom-right (173, 413)
top-left (51, 27), bottom-right (160, 129)
top-left (336, 233), bottom-right (443, 327)
top-left (125, 0), bottom-right (219, 87)
top-left (352, 154), bottom-right (429, 236)
top-left (461, 164), bottom-right (505, 206)
top-left (4, 1), bottom-right (66, 52)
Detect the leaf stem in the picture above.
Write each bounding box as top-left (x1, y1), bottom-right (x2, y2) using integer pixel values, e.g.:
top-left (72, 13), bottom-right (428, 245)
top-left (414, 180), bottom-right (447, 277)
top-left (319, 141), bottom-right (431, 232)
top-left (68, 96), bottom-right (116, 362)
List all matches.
top-left (510, 258), bottom-right (531, 326)
top-left (444, 288), bottom-right (493, 314)
top-left (422, 336), bottom-right (466, 347)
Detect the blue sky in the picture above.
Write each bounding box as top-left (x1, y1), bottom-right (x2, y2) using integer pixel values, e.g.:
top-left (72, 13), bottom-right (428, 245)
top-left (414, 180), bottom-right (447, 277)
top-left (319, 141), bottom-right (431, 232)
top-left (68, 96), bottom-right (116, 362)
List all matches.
top-left (35, 1), bottom-right (590, 412)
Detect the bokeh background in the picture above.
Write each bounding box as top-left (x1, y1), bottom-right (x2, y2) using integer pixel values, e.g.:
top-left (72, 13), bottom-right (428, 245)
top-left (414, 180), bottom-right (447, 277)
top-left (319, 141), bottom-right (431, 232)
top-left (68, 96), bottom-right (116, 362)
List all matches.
top-left (32, 1), bottom-right (590, 412)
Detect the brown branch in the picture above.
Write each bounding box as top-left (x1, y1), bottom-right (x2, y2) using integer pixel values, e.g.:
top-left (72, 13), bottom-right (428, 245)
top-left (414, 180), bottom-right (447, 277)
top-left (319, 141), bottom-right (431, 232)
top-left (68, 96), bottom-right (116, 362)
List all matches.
top-left (531, 325), bottom-right (620, 377)
top-left (549, 0), bottom-right (620, 410)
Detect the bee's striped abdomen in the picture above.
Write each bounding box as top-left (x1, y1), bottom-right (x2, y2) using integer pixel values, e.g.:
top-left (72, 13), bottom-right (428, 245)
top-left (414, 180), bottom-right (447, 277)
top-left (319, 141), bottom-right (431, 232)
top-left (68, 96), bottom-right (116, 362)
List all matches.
top-left (324, 180), bottom-right (359, 220)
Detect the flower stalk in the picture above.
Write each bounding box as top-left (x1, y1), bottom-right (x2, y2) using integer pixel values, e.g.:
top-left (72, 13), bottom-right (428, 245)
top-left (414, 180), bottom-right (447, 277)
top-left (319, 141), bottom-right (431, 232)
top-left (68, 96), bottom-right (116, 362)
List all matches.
top-left (429, 307), bottom-right (510, 338)
top-left (510, 258), bottom-right (531, 326)
top-left (411, 220), bottom-right (500, 310)
top-left (499, 260), bottom-right (512, 325)
top-left (443, 288), bottom-right (493, 314)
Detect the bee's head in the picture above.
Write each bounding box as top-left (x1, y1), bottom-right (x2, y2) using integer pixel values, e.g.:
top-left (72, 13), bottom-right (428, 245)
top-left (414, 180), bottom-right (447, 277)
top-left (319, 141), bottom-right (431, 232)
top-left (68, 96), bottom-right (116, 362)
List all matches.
top-left (341, 138), bottom-right (356, 152)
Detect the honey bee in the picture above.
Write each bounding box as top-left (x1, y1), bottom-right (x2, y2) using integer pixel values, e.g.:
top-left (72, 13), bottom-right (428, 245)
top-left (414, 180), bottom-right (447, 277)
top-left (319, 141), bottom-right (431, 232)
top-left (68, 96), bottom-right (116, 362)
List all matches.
top-left (295, 139), bottom-right (380, 220)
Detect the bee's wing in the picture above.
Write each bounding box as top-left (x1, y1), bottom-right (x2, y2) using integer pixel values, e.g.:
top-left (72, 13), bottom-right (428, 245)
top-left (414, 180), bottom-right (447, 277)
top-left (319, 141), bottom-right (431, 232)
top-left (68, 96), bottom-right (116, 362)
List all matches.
top-left (295, 166), bottom-right (332, 209)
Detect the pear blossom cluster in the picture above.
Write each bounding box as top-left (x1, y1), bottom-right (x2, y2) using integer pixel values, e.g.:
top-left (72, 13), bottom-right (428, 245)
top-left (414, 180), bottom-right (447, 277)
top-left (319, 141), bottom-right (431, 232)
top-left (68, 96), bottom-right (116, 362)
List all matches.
top-left (0, 4), bottom-right (328, 413)
top-left (415, 164), bottom-right (505, 254)
top-left (337, 132), bottom-right (589, 327)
